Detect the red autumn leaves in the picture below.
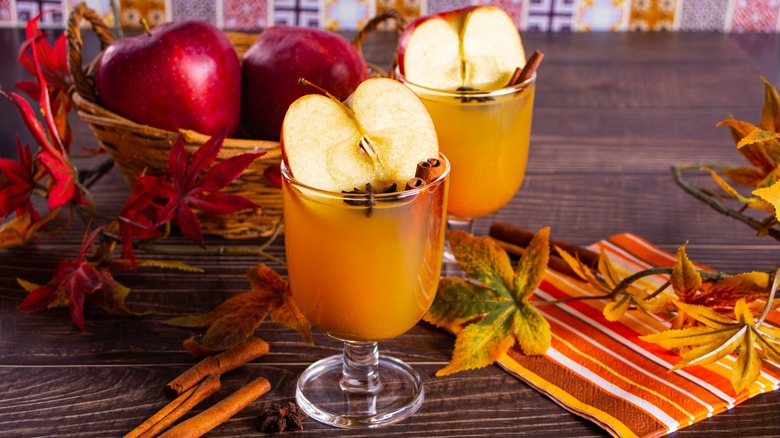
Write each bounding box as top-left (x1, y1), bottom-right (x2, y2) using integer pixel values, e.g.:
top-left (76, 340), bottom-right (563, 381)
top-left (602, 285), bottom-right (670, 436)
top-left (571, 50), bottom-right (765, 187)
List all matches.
top-left (2, 14), bottom-right (264, 331)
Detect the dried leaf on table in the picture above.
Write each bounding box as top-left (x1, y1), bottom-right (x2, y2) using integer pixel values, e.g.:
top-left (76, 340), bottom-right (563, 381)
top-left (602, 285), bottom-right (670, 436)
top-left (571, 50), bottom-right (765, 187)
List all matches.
top-left (425, 228), bottom-right (551, 376)
top-left (17, 226), bottom-right (105, 331)
top-left (165, 264), bottom-right (312, 355)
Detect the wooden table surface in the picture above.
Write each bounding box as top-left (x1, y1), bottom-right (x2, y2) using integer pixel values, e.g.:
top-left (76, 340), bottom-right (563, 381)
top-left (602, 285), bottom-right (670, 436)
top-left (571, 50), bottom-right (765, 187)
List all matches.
top-left (1, 28), bottom-right (780, 437)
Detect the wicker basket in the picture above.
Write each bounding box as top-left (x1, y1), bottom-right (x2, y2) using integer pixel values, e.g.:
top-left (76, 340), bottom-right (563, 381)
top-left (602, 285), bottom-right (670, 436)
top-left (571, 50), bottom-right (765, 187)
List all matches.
top-left (66, 3), bottom-right (404, 239)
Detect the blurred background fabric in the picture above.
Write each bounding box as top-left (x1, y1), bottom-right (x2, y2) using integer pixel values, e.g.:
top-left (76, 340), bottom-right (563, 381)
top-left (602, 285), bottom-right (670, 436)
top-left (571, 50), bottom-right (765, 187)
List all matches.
top-left (1, 0), bottom-right (779, 33)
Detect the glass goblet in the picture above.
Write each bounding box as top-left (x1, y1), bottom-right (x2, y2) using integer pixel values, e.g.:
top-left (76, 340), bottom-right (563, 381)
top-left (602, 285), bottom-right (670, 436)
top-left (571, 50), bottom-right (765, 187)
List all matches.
top-left (281, 154), bottom-right (450, 428)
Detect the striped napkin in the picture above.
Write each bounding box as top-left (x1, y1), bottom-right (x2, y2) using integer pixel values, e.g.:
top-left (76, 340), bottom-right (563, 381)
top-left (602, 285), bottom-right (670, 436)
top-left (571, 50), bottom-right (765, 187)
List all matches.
top-left (496, 233), bottom-right (780, 438)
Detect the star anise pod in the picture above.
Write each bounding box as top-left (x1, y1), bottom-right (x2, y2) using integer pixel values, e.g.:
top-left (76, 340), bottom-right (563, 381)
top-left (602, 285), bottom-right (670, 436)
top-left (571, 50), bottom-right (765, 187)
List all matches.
top-left (342, 182), bottom-right (397, 217)
top-left (258, 402), bottom-right (307, 433)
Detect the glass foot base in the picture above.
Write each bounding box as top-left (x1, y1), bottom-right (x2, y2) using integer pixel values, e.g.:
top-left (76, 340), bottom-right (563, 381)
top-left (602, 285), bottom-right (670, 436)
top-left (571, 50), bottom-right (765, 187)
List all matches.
top-left (296, 354), bottom-right (424, 428)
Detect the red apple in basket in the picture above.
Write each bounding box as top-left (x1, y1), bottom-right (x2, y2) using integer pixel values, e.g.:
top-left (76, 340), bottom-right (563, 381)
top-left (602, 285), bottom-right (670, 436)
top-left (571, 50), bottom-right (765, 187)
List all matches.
top-left (95, 20), bottom-right (241, 136)
top-left (397, 6), bottom-right (525, 90)
top-left (241, 25), bottom-right (370, 141)
top-left (281, 78), bottom-right (438, 192)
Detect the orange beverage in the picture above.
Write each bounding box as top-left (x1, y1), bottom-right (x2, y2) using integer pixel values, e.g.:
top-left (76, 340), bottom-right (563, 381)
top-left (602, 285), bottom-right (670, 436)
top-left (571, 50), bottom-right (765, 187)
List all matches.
top-left (282, 157), bottom-right (449, 341)
top-left (400, 76), bottom-right (535, 219)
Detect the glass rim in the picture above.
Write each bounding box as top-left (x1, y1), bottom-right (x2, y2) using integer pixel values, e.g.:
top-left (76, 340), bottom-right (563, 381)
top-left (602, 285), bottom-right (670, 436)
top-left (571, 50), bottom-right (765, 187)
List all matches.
top-left (395, 67), bottom-right (536, 98)
top-left (281, 152), bottom-right (450, 201)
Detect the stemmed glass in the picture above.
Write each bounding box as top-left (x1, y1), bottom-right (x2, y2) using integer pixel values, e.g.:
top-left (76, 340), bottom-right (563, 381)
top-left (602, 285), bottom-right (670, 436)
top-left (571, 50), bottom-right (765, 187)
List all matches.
top-left (397, 72), bottom-right (536, 259)
top-left (281, 155), bottom-right (450, 428)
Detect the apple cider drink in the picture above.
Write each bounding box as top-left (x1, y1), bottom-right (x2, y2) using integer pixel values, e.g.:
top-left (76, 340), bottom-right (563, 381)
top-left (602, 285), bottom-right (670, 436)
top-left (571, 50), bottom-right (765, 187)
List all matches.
top-left (283, 163), bottom-right (447, 341)
top-left (405, 80), bottom-right (535, 218)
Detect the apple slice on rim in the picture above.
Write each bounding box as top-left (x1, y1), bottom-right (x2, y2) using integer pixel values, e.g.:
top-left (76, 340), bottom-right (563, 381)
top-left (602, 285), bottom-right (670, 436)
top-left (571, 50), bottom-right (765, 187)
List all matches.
top-left (397, 6), bottom-right (526, 91)
top-left (461, 6), bottom-right (525, 90)
top-left (281, 78), bottom-right (439, 193)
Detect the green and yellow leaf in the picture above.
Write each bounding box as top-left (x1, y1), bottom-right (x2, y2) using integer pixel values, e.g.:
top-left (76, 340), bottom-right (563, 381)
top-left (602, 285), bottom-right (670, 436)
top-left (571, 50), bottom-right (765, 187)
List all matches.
top-left (449, 230), bottom-right (515, 297)
top-left (435, 307), bottom-right (516, 376)
top-left (514, 226), bottom-right (549, 302)
top-left (513, 302), bottom-right (551, 355)
top-left (424, 277), bottom-right (510, 328)
top-left (432, 228), bottom-right (553, 376)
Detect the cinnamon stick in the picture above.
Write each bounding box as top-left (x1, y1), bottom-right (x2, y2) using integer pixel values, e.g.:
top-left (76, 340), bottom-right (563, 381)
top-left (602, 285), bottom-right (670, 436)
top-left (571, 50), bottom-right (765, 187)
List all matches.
top-left (165, 337), bottom-right (269, 398)
top-left (491, 237), bottom-right (578, 278)
top-left (415, 158), bottom-right (444, 183)
top-left (125, 375), bottom-right (222, 438)
top-left (489, 221), bottom-right (599, 268)
top-left (508, 50), bottom-right (544, 87)
top-left (158, 377), bottom-right (272, 438)
top-left (405, 177), bottom-right (425, 191)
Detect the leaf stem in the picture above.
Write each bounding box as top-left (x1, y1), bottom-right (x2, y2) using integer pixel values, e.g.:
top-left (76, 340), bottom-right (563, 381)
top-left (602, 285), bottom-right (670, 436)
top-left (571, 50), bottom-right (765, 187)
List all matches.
top-left (672, 163), bottom-right (780, 242)
top-left (757, 267), bottom-right (780, 326)
top-left (136, 218), bottom-right (286, 266)
top-left (136, 243), bottom-right (286, 266)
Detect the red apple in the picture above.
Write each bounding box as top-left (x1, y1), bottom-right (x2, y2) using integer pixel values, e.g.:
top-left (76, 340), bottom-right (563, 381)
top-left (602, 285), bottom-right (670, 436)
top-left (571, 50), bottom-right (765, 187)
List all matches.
top-left (281, 78), bottom-right (438, 192)
top-left (241, 25), bottom-right (370, 141)
top-left (397, 6), bottom-right (525, 90)
top-left (95, 21), bottom-right (241, 136)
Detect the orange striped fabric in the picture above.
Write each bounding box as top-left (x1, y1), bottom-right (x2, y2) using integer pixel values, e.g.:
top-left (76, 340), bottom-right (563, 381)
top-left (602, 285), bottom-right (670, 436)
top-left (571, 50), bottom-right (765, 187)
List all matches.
top-left (495, 233), bottom-right (780, 438)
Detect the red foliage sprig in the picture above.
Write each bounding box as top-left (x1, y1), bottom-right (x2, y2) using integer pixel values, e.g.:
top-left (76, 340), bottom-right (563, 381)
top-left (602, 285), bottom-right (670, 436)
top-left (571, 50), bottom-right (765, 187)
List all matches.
top-left (2, 14), bottom-right (266, 331)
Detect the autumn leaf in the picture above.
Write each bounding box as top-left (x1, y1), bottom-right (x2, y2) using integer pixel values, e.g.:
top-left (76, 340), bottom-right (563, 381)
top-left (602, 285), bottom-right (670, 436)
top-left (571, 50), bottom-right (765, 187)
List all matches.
top-left (671, 244), bottom-right (702, 302)
top-left (145, 128), bottom-right (263, 248)
top-left (0, 208), bottom-right (58, 248)
top-left (425, 229), bottom-right (551, 376)
top-left (702, 167), bottom-right (773, 212)
top-left (717, 119), bottom-right (775, 172)
top-left (556, 245), bottom-right (654, 321)
top-left (641, 298), bottom-right (779, 393)
top-left (0, 139), bottom-right (38, 221)
top-left (722, 166), bottom-right (770, 188)
top-left (17, 225), bottom-right (105, 331)
top-left (691, 271), bottom-right (771, 311)
top-left (753, 180), bottom-right (780, 222)
top-left (165, 264), bottom-right (311, 355)
top-left (16, 12), bottom-right (72, 150)
top-left (760, 76), bottom-right (780, 133)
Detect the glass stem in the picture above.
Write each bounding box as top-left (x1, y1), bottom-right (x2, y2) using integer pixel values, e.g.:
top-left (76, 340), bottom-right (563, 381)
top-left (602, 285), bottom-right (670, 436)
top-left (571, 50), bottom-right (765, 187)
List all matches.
top-left (340, 341), bottom-right (383, 394)
top-left (447, 215), bottom-right (475, 235)
top-left (444, 215), bottom-right (475, 268)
